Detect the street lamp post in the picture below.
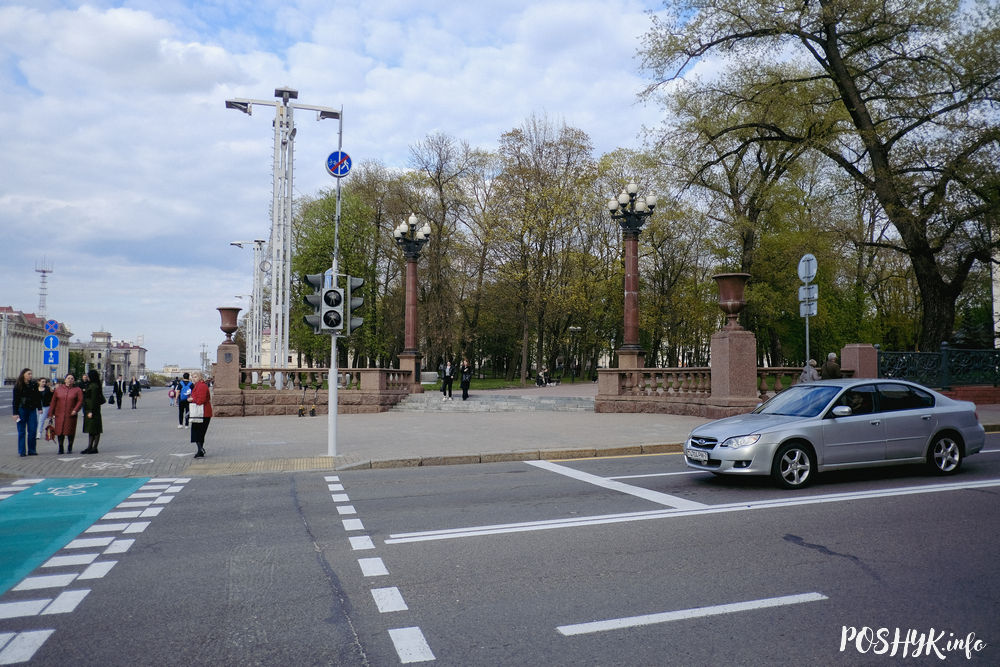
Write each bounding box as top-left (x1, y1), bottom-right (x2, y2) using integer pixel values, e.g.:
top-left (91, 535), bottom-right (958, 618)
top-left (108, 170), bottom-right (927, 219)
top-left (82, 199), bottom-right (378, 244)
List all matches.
top-left (607, 182), bottom-right (656, 369)
top-left (230, 239), bottom-right (267, 383)
top-left (568, 325), bottom-right (581, 382)
top-left (393, 214), bottom-right (432, 391)
top-left (225, 88), bottom-right (340, 388)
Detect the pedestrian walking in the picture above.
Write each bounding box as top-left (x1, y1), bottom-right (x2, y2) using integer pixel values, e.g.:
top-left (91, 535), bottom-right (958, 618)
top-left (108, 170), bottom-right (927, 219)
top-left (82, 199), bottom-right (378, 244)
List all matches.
top-left (37, 377), bottom-right (53, 439)
top-left (168, 377), bottom-right (179, 407)
top-left (128, 376), bottom-right (141, 409)
top-left (177, 372), bottom-right (194, 428)
top-left (188, 371), bottom-right (212, 458)
top-left (11, 368), bottom-right (40, 457)
top-left (799, 359), bottom-right (821, 383)
top-left (820, 352), bottom-right (842, 379)
top-left (459, 358), bottom-right (472, 401)
top-left (49, 373), bottom-right (83, 454)
top-left (114, 375), bottom-right (126, 409)
top-left (441, 361), bottom-right (454, 401)
top-left (81, 369), bottom-right (105, 454)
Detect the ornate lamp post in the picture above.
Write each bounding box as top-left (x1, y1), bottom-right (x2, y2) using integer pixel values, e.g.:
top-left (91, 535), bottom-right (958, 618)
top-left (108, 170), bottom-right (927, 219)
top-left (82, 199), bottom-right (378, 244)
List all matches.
top-left (393, 214), bottom-right (432, 391)
top-left (607, 182), bottom-right (656, 369)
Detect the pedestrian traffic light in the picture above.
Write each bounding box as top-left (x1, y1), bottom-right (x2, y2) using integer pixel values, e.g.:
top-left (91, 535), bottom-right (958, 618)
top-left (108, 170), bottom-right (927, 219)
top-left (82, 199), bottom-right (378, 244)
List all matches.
top-left (345, 275), bottom-right (365, 335)
top-left (302, 273), bottom-right (325, 334)
top-left (322, 286), bottom-right (345, 332)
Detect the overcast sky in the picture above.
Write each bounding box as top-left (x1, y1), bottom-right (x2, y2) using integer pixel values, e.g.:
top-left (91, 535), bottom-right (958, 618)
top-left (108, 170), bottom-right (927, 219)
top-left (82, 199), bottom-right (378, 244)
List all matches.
top-left (0, 0), bottom-right (669, 371)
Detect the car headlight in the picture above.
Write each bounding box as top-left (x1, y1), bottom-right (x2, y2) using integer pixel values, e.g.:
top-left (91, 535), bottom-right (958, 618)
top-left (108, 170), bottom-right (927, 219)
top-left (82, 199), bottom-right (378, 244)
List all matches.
top-left (721, 434), bottom-right (760, 449)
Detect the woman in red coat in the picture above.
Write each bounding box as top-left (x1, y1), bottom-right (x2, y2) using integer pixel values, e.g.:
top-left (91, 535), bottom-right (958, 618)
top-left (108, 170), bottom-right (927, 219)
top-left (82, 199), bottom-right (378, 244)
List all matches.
top-left (188, 371), bottom-right (213, 458)
top-left (48, 373), bottom-right (84, 454)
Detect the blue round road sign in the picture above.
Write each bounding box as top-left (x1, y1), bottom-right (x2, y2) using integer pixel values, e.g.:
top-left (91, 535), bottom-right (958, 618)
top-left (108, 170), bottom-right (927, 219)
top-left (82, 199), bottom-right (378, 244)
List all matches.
top-left (44, 319), bottom-right (59, 334)
top-left (326, 151), bottom-right (352, 178)
top-left (44, 335), bottom-right (59, 349)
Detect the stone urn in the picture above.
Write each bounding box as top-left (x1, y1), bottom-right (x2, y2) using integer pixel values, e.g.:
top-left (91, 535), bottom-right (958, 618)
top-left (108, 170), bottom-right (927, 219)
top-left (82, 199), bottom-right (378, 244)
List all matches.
top-left (218, 307), bottom-right (242, 343)
top-left (712, 273), bottom-right (751, 330)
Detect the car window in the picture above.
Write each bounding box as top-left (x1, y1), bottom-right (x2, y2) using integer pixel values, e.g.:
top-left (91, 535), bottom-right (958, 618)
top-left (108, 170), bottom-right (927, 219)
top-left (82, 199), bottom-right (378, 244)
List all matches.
top-left (833, 385), bottom-right (877, 416)
top-left (877, 383), bottom-right (935, 412)
top-left (753, 385), bottom-right (841, 417)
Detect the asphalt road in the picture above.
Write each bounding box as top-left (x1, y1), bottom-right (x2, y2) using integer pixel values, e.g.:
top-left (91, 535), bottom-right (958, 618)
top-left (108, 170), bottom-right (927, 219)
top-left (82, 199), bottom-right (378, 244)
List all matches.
top-left (2, 437), bottom-right (998, 665)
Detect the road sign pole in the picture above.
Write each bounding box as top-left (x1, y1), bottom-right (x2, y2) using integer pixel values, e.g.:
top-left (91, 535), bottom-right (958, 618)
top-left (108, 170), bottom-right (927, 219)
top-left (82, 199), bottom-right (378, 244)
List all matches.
top-left (329, 258), bottom-right (338, 458)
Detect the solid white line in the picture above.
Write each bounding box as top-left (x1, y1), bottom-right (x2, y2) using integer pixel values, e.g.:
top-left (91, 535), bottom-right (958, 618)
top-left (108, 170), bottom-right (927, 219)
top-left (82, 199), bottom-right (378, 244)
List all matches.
top-left (43, 553), bottom-right (99, 568)
top-left (0, 494), bottom-right (11, 500)
top-left (77, 561), bottom-right (116, 580)
top-left (358, 557), bottom-right (389, 577)
top-left (65, 537), bottom-right (115, 549)
top-left (386, 477), bottom-right (1000, 544)
top-left (0, 600), bottom-right (48, 620)
top-left (371, 587), bottom-right (408, 613)
top-left (342, 519), bottom-right (365, 531)
top-left (388, 627), bottom-right (435, 663)
top-left (0, 630), bottom-right (54, 664)
top-left (104, 539), bottom-right (135, 555)
top-left (349, 536), bottom-right (375, 551)
top-left (13, 575), bottom-right (77, 591)
top-left (336, 505), bottom-right (357, 515)
top-left (526, 460), bottom-right (707, 509)
top-left (41, 590), bottom-right (90, 615)
top-left (557, 592), bottom-right (828, 636)
top-left (608, 471), bottom-right (704, 480)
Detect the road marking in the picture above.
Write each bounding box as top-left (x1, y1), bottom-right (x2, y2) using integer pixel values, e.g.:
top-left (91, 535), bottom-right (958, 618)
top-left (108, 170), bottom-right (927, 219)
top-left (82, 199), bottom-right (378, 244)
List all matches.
top-left (65, 537), bottom-right (114, 550)
top-left (77, 561), bottom-right (116, 580)
top-left (104, 539), bottom-right (135, 555)
top-left (342, 519), bottom-right (365, 531)
top-left (386, 477), bottom-right (1000, 544)
top-left (41, 590), bottom-right (90, 615)
top-left (43, 553), bottom-right (99, 568)
top-left (0, 600), bottom-right (48, 620)
top-left (13, 575), bottom-right (77, 591)
top-left (358, 557), bottom-right (389, 577)
top-left (388, 627), bottom-right (435, 663)
top-left (526, 460), bottom-right (707, 509)
top-left (336, 505), bottom-right (357, 515)
top-left (608, 471), bottom-right (704, 480)
top-left (328, 483), bottom-right (345, 491)
top-left (0, 629), bottom-right (54, 664)
top-left (349, 536), bottom-right (375, 551)
top-left (371, 587), bottom-right (408, 613)
top-left (556, 592), bottom-right (828, 636)
top-left (324, 475), bottom-right (340, 482)
top-left (332, 494), bottom-right (350, 502)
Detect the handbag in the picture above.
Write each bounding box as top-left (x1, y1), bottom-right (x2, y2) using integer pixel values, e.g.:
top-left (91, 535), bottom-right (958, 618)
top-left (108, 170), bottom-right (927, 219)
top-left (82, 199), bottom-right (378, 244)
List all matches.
top-left (188, 402), bottom-right (205, 423)
top-left (45, 422), bottom-right (56, 441)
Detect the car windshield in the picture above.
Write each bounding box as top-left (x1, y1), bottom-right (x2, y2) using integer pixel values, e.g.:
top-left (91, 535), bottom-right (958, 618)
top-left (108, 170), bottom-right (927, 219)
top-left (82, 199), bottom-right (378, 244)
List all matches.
top-left (752, 385), bottom-right (842, 418)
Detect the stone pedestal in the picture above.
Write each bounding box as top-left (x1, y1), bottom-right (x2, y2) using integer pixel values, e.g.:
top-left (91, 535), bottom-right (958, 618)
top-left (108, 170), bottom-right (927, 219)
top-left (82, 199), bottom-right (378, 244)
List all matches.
top-left (215, 342), bottom-right (241, 390)
top-left (710, 328), bottom-right (758, 400)
top-left (399, 351), bottom-right (424, 394)
top-left (841, 343), bottom-right (877, 378)
top-left (617, 348), bottom-right (645, 370)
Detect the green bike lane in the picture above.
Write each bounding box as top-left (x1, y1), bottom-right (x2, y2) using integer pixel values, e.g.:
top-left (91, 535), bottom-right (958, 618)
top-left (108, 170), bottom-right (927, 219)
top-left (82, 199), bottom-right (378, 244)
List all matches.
top-left (0, 478), bottom-right (150, 595)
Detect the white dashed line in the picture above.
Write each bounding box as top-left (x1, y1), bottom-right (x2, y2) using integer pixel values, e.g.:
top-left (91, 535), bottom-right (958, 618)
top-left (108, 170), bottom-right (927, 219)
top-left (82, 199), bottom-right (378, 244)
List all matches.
top-left (77, 561), bottom-right (116, 580)
top-left (332, 494), bottom-right (350, 502)
top-left (336, 505), bottom-right (356, 515)
top-left (43, 554), bottom-right (99, 568)
top-left (342, 519), bottom-right (365, 531)
top-left (388, 627), bottom-right (435, 663)
top-left (349, 536), bottom-right (375, 551)
top-left (358, 558), bottom-right (389, 577)
top-left (0, 629), bottom-right (54, 664)
top-left (371, 587), bottom-right (408, 613)
top-left (40, 590), bottom-right (90, 615)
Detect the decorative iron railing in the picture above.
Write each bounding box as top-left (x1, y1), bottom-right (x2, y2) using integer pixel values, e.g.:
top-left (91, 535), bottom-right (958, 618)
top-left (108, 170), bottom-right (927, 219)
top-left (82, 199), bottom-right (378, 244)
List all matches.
top-left (877, 343), bottom-right (1000, 389)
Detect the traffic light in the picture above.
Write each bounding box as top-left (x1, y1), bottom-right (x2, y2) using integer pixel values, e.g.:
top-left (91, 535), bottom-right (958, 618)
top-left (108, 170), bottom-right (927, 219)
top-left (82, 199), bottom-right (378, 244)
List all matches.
top-left (345, 275), bottom-right (365, 335)
top-left (302, 273), bottom-right (325, 334)
top-left (322, 286), bottom-right (345, 332)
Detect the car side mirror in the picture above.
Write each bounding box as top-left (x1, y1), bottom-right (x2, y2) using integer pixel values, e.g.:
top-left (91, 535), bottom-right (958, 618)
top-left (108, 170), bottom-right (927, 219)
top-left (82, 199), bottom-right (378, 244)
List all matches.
top-left (832, 405), bottom-right (852, 417)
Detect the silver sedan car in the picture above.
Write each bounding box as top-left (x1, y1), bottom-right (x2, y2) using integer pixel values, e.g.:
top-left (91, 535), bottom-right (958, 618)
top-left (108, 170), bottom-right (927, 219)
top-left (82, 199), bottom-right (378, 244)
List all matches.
top-left (684, 379), bottom-right (985, 489)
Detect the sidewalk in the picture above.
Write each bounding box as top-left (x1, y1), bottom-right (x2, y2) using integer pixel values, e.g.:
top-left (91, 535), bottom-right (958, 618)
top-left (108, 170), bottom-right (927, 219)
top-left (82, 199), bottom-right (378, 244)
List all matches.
top-left (2, 385), bottom-right (997, 480)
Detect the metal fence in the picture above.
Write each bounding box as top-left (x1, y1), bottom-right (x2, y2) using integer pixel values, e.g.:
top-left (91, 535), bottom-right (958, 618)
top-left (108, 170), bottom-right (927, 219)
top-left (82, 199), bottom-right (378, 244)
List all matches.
top-left (878, 343), bottom-right (1000, 389)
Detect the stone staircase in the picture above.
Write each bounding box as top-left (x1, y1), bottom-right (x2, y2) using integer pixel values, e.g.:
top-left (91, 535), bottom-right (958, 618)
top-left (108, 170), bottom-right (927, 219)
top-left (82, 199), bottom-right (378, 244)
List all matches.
top-left (391, 393), bottom-right (595, 413)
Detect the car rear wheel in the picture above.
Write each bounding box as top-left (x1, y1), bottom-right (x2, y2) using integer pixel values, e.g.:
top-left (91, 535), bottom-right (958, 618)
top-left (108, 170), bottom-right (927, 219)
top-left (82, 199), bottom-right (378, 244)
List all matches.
top-left (927, 434), bottom-right (962, 475)
top-left (771, 442), bottom-right (815, 489)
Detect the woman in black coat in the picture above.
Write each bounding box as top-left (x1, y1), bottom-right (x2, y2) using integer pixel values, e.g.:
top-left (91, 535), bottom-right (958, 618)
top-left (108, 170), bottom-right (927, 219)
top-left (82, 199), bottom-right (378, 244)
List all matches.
top-left (81, 369), bottom-right (105, 454)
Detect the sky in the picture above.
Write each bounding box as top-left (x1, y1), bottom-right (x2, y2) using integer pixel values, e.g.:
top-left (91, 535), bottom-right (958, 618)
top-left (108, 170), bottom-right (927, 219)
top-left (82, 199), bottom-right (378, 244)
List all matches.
top-left (0, 0), bottom-right (673, 371)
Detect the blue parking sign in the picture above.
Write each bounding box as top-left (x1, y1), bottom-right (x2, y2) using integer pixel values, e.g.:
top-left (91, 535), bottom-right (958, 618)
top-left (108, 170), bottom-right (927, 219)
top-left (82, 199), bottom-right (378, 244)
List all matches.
top-left (44, 350), bottom-right (59, 365)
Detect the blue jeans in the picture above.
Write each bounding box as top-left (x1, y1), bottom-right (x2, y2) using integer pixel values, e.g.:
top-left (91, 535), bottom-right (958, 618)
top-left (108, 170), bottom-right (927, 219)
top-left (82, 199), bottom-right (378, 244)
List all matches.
top-left (16, 407), bottom-right (38, 456)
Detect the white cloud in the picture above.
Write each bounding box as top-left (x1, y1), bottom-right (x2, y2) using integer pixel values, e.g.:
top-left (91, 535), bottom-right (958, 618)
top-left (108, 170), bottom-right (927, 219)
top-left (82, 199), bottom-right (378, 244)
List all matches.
top-left (0, 0), bottom-right (665, 371)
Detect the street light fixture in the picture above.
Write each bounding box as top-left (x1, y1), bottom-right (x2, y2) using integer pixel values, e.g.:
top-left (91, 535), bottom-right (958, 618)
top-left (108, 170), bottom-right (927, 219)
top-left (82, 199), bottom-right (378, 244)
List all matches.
top-left (606, 182), bottom-right (656, 369)
top-left (393, 214), bottom-right (432, 390)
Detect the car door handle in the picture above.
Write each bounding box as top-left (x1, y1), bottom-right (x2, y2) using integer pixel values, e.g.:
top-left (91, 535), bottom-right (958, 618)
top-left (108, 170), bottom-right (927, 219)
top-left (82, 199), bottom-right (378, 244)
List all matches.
top-left (921, 415), bottom-right (933, 420)
top-left (869, 420), bottom-right (881, 426)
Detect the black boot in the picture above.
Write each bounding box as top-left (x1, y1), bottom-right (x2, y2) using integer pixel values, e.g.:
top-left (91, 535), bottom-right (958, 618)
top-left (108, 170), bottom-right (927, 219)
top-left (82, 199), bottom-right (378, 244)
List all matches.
top-left (58, 445), bottom-right (64, 455)
top-left (194, 445), bottom-right (205, 458)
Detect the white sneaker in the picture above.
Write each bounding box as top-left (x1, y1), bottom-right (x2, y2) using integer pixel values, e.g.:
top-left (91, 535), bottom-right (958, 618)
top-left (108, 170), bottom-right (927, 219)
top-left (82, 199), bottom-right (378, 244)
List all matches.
top-left (177, 424), bottom-right (183, 429)
top-left (442, 397), bottom-right (447, 401)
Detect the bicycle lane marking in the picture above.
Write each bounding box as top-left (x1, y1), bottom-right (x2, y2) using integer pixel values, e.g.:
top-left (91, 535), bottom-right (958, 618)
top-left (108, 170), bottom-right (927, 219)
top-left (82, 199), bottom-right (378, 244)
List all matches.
top-left (0, 478), bottom-right (149, 596)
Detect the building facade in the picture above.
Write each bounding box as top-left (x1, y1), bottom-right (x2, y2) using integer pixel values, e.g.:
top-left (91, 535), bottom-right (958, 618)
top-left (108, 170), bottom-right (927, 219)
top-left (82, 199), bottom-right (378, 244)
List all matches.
top-left (0, 306), bottom-right (72, 384)
top-left (68, 332), bottom-right (147, 384)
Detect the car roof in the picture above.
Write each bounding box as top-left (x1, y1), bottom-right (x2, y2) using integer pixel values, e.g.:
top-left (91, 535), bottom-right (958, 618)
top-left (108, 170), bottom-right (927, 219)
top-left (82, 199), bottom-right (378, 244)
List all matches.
top-left (794, 377), bottom-right (945, 395)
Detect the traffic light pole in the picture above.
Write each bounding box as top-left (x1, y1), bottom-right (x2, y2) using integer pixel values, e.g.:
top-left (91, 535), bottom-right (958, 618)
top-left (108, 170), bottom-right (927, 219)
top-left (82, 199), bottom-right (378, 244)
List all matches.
top-left (329, 259), bottom-right (338, 458)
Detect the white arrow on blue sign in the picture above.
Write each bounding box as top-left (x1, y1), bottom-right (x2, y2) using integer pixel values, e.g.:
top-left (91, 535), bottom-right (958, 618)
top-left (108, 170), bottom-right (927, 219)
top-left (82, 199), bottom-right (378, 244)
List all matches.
top-left (43, 335), bottom-right (59, 349)
top-left (44, 350), bottom-right (60, 365)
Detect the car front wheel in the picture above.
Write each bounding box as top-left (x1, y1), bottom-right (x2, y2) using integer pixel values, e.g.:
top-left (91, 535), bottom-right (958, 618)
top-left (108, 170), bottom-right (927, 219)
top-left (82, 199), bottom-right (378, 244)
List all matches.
top-left (927, 434), bottom-right (962, 475)
top-left (771, 442), bottom-right (815, 489)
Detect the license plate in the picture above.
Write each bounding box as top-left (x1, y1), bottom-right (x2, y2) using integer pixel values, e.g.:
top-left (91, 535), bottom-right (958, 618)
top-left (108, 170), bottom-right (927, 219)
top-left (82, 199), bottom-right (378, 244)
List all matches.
top-left (686, 448), bottom-right (708, 462)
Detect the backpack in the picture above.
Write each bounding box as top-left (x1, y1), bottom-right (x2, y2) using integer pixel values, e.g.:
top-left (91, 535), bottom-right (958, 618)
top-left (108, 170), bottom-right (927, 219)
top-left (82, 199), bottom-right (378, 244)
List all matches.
top-left (179, 381), bottom-right (193, 400)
